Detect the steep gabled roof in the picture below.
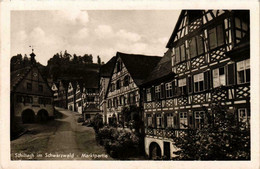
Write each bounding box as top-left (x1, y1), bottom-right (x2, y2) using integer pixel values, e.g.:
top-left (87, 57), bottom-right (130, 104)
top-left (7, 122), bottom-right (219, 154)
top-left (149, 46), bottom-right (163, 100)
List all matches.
top-left (100, 56), bottom-right (117, 77)
top-left (143, 49), bottom-right (174, 85)
top-left (117, 52), bottom-right (162, 86)
top-left (11, 66), bottom-right (31, 91)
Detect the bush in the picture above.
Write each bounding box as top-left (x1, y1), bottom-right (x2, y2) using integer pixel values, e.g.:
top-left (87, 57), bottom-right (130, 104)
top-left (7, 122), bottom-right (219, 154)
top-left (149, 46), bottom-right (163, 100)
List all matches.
top-left (97, 126), bottom-right (140, 158)
top-left (77, 117), bottom-right (84, 123)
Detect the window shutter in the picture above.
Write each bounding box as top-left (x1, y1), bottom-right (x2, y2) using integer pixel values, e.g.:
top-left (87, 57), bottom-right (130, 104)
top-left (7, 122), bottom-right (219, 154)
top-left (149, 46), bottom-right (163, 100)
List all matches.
top-left (175, 47), bottom-right (180, 63)
top-left (213, 68), bottom-right (219, 88)
top-left (160, 84), bottom-right (165, 99)
top-left (217, 24), bottom-right (224, 46)
top-left (164, 114), bottom-right (167, 128)
top-left (151, 86), bottom-right (155, 101)
top-left (204, 71), bottom-right (210, 90)
top-left (172, 81), bottom-right (176, 95)
top-left (227, 64), bottom-right (235, 85)
top-left (197, 36), bottom-right (204, 55)
top-left (180, 44), bottom-right (186, 62)
top-left (190, 37), bottom-right (197, 58)
top-left (188, 76), bottom-right (193, 93)
top-left (209, 27), bottom-right (217, 50)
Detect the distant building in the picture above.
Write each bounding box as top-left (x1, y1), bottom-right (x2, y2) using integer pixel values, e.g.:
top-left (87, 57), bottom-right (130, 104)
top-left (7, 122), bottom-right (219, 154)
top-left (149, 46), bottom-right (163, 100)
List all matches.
top-left (105, 52), bottom-right (161, 127)
top-left (141, 10), bottom-right (250, 159)
top-left (82, 72), bottom-right (100, 120)
top-left (67, 81), bottom-right (77, 111)
top-left (99, 56), bottom-right (117, 124)
top-left (51, 82), bottom-right (59, 107)
top-left (57, 80), bottom-right (69, 109)
top-left (11, 52), bottom-right (54, 125)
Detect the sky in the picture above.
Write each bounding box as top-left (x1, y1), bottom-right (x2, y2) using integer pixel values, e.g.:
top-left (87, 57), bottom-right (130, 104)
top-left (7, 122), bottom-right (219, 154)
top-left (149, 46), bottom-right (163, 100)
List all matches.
top-left (11, 10), bottom-right (180, 65)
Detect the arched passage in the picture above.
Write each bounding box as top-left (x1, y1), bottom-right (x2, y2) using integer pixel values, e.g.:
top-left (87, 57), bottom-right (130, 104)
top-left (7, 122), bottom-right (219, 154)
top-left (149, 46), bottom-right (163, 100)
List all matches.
top-left (149, 142), bottom-right (162, 160)
top-left (22, 109), bottom-right (35, 123)
top-left (37, 109), bottom-right (49, 122)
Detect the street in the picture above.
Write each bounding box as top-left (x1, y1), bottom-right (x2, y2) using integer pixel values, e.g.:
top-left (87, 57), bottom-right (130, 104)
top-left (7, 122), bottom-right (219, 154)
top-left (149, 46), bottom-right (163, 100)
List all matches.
top-left (11, 107), bottom-right (111, 160)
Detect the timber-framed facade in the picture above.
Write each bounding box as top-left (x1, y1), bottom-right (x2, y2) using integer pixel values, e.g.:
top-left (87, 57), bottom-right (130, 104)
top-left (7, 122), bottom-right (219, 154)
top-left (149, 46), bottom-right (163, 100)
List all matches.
top-left (142, 10), bottom-right (250, 159)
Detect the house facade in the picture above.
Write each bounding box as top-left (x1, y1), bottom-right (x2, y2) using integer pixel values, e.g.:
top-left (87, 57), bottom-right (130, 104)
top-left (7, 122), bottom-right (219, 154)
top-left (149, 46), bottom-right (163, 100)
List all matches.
top-left (105, 52), bottom-right (161, 126)
top-left (51, 82), bottom-right (59, 107)
top-left (142, 10), bottom-right (250, 159)
top-left (11, 52), bottom-right (54, 124)
top-left (99, 57), bottom-right (116, 124)
top-left (57, 80), bottom-right (68, 109)
top-left (75, 82), bottom-right (83, 114)
top-left (67, 82), bottom-right (77, 111)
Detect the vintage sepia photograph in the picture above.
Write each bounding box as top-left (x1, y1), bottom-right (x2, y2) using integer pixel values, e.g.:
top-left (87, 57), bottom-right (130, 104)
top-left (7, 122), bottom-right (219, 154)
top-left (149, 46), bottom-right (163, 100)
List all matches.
top-left (9, 9), bottom-right (253, 162)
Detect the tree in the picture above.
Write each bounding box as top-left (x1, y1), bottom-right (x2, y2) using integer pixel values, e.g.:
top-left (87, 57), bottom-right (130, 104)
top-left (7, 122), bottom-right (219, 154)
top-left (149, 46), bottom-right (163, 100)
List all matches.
top-left (97, 55), bottom-right (101, 65)
top-left (172, 103), bottom-right (250, 160)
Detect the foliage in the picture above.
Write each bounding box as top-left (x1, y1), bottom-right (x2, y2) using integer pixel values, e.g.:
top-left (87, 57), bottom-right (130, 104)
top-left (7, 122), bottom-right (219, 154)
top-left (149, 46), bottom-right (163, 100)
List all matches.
top-left (96, 126), bottom-right (140, 158)
top-left (172, 104), bottom-right (250, 160)
top-left (92, 113), bottom-right (104, 132)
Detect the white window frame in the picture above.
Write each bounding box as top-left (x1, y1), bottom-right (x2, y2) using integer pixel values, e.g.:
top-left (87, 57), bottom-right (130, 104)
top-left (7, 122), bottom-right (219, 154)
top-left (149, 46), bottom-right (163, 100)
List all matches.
top-left (238, 108), bottom-right (250, 127)
top-left (167, 113), bottom-right (174, 128)
top-left (156, 114), bottom-right (162, 128)
top-left (155, 85), bottom-right (161, 99)
top-left (147, 114), bottom-right (153, 127)
top-left (165, 82), bottom-right (173, 98)
top-left (213, 67), bottom-right (226, 88)
top-left (146, 88), bottom-right (152, 102)
top-left (237, 59), bottom-right (250, 84)
top-left (194, 73), bottom-right (204, 92)
top-left (179, 112), bottom-right (188, 129)
top-left (178, 78), bottom-right (187, 94)
top-left (195, 111), bottom-right (205, 129)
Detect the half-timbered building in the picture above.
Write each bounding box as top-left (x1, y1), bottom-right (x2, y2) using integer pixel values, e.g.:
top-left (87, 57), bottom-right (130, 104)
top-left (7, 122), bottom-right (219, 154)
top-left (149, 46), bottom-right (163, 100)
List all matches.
top-left (11, 52), bottom-right (54, 125)
top-left (99, 57), bottom-right (117, 123)
top-left (105, 52), bottom-right (161, 126)
top-left (142, 10), bottom-right (250, 159)
top-left (67, 81), bottom-right (77, 112)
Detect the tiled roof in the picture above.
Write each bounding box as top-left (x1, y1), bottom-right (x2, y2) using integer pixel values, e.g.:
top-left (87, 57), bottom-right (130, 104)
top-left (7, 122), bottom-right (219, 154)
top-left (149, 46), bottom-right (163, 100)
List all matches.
top-left (11, 66), bottom-right (31, 91)
top-left (143, 49), bottom-right (174, 84)
top-left (117, 52), bottom-right (162, 86)
top-left (83, 104), bottom-right (100, 112)
top-left (100, 56), bottom-right (117, 77)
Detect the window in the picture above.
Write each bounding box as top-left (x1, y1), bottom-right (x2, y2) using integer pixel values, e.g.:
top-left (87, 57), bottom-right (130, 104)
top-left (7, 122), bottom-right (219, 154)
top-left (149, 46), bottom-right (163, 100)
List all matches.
top-left (27, 83), bottom-right (32, 91)
top-left (155, 85), bottom-right (161, 99)
top-left (213, 67), bottom-right (226, 87)
top-left (238, 108), bottom-right (250, 127)
top-left (237, 59), bottom-right (250, 84)
top-left (156, 114), bottom-right (162, 128)
top-left (190, 35), bottom-right (204, 58)
top-left (111, 83), bottom-right (115, 92)
top-left (208, 24), bottom-right (224, 50)
top-left (129, 92), bottom-right (136, 104)
top-left (178, 78), bottom-right (187, 95)
top-left (166, 113), bottom-right (174, 128)
top-left (179, 112), bottom-right (188, 129)
top-left (123, 75), bottom-right (130, 86)
top-left (116, 61), bottom-right (122, 72)
top-left (17, 95), bottom-right (23, 103)
top-left (175, 47), bottom-right (180, 64)
top-left (147, 114), bottom-right (152, 127)
top-left (195, 111), bottom-right (205, 129)
top-left (165, 83), bottom-right (173, 98)
top-left (120, 95), bottom-right (125, 105)
top-left (38, 85), bottom-right (43, 92)
top-left (180, 44), bottom-right (186, 62)
top-left (116, 80), bottom-right (121, 90)
top-left (194, 73), bottom-right (204, 92)
top-left (146, 88), bottom-right (152, 101)
top-left (234, 17), bottom-right (249, 43)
